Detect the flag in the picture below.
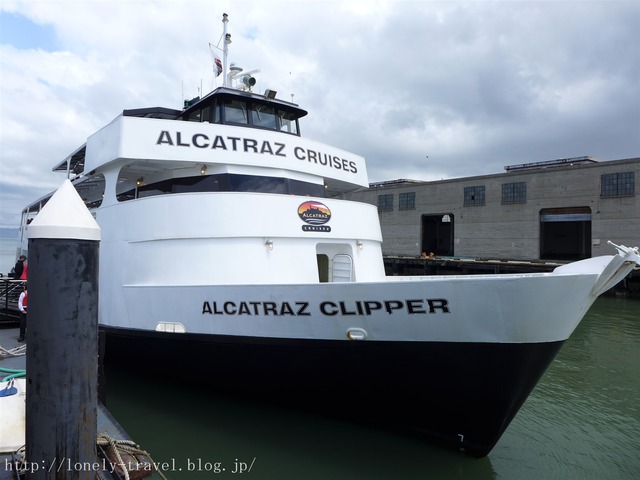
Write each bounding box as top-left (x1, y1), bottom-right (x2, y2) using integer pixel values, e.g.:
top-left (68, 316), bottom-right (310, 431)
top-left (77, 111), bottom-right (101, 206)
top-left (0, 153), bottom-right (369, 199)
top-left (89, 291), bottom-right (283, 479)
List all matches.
top-left (210, 45), bottom-right (223, 77)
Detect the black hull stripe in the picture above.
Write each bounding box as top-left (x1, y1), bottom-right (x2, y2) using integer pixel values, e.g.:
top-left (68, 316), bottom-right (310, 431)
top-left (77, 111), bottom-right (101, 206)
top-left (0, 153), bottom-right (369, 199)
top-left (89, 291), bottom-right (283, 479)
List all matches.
top-left (101, 327), bottom-right (564, 457)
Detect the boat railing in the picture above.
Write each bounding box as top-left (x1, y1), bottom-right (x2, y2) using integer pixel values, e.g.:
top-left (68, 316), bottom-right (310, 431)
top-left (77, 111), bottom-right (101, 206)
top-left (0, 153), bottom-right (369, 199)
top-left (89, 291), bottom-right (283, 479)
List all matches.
top-left (0, 279), bottom-right (26, 324)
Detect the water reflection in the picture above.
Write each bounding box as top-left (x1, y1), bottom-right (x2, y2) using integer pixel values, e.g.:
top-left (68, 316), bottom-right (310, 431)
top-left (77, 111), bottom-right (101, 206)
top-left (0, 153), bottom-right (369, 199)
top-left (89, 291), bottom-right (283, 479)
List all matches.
top-left (491, 296), bottom-right (640, 479)
top-left (106, 364), bottom-right (496, 479)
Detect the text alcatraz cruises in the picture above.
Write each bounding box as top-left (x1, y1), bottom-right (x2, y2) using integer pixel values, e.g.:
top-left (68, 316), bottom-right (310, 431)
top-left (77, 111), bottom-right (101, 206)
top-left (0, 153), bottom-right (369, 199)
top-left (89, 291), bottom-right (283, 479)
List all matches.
top-left (156, 130), bottom-right (359, 174)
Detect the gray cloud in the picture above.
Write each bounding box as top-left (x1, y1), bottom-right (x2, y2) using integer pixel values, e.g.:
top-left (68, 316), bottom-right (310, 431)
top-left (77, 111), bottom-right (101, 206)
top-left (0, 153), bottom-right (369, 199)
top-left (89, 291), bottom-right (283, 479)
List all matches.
top-left (1, 0), bottom-right (638, 227)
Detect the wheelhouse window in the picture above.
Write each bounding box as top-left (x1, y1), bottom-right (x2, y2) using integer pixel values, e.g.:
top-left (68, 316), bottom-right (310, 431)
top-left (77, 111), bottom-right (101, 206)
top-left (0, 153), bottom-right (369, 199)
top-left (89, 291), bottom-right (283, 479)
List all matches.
top-left (181, 92), bottom-right (304, 135)
top-left (464, 186), bottom-right (485, 206)
top-left (601, 172), bottom-right (635, 197)
top-left (223, 99), bottom-right (249, 124)
top-left (278, 111), bottom-right (299, 135)
top-left (186, 104), bottom-right (217, 123)
top-left (201, 106), bottom-right (211, 123)
top-left (252, 104), bottom-right (277, 129)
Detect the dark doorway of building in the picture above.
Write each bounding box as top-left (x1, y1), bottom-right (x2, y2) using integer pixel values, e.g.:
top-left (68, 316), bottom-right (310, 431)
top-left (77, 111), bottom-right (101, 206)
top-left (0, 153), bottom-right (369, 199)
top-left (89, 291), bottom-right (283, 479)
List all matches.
top-left (540, 207), bottom-right (592, 260)
top-left (421, 214), bottom-right (454, 256)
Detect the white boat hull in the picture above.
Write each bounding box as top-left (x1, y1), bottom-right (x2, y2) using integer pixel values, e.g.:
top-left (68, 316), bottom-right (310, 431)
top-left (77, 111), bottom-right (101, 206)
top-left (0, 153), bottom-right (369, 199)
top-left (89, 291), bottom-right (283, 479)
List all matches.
top-left (111, 270), bottom-right (595, 343)
top-left (101, 249), bottom-right (640, 457)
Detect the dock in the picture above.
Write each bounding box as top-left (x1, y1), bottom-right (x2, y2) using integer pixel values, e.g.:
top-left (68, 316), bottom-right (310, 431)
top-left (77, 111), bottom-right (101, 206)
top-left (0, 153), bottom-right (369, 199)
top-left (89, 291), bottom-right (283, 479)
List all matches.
top-left (383, 255), bottom-right (640, 294)
top-left (384, 255), bottom-right (563, 275)
top-left (0, 326), bottom-right (162, 480)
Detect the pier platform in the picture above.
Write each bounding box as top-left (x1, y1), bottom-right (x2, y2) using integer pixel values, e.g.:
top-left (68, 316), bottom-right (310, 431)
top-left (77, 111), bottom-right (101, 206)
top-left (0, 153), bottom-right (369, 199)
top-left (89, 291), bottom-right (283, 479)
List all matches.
top-left (384, 255), bottom-right (563, 275)
top-left (0, 326), bottom-right (159, 480)
top-left (383, 255), bottom-right (640, 294)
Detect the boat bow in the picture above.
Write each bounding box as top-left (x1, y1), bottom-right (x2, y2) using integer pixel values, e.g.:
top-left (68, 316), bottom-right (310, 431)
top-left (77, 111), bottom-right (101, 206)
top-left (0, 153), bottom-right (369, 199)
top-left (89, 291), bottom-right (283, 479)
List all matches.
top-left (553, 242), bottom-right (640, 298)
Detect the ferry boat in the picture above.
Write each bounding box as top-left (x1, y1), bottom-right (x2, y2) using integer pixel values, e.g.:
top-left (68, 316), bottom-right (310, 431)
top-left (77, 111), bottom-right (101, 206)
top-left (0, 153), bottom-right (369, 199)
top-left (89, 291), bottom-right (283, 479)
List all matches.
top-left (17, 14), bottom-right (640, 457)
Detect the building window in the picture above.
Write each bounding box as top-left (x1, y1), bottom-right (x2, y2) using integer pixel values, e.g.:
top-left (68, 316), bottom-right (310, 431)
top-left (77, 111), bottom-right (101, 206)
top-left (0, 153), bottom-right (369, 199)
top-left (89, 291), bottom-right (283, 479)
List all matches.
top-left (464, 186), bottom-right (485, 206)
top-left (502, 182), bottom-right (527, 204)
top-left (601, 172), bottom-right (635, 197)
top-left (378, 194), bottom-right (394, 212)
top-left (399, 192), bottom-right (416, 210)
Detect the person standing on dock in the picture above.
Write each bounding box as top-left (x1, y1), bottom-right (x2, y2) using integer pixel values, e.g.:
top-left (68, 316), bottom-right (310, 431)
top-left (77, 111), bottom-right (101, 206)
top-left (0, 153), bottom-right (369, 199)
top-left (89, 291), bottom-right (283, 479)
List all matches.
top-left (18, 284), bottom-right (27, 342)
top-left (20, 259), bottom-right (28, 279)
top-left (13, 255), bottom-right (26, 279)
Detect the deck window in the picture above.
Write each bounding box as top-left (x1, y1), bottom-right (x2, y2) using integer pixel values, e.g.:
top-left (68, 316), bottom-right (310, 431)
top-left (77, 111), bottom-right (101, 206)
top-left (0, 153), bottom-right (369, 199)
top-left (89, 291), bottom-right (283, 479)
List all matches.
top-left (118, 173), bottom-right (325, 201)
top-left (228, 175), bottom-right (287, 194)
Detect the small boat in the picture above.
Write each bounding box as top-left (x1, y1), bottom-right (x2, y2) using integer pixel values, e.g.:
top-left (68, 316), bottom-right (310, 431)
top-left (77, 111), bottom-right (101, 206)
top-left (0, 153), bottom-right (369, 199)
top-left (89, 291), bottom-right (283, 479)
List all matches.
top-left (17, 14), bottom-right (640, 457)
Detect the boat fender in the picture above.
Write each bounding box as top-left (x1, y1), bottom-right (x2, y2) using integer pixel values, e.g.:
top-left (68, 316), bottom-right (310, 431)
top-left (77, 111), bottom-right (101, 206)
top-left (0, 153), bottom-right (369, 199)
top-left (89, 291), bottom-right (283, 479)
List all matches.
top-left (0, 379), bottom-right (18, 397)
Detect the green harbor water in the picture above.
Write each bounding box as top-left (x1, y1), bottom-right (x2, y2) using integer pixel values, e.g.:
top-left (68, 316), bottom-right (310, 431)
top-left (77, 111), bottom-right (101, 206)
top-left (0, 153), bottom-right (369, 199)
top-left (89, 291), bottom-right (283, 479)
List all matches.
top-left (103, 295), bottom-right (639, 479)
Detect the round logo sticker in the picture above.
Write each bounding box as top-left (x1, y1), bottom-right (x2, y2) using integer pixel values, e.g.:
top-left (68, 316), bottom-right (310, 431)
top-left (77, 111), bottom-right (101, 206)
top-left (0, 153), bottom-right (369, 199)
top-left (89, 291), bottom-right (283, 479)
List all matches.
top-left (298, 201), bottom-right (331, 228)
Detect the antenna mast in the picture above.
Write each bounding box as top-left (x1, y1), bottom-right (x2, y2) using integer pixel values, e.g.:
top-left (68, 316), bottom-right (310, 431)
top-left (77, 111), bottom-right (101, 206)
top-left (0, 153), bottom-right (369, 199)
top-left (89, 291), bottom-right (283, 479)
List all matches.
top-left (222, 13), bottom-right (231, 87)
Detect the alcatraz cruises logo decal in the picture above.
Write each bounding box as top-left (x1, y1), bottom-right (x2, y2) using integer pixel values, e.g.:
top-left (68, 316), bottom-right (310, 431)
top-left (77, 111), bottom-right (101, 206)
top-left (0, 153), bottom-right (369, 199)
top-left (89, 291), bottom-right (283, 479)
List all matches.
top-left (298, 201), bottom-right (331, 232)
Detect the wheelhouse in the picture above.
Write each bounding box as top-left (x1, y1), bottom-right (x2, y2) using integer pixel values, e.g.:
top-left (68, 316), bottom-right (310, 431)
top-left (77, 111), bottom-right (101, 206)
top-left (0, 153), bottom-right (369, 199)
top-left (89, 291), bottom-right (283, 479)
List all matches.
top-left (179, 87), bottom-right (307, 135)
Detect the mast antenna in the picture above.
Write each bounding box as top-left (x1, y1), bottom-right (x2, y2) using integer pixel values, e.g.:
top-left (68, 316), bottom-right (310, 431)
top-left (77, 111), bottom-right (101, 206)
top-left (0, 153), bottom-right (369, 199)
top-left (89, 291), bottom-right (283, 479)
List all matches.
top-left (222, 13), bottom-right (231, 87)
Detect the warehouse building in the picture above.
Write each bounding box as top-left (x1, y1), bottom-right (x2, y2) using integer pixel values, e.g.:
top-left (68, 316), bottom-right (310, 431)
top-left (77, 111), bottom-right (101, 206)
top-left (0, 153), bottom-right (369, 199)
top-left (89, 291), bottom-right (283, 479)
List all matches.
top-left (343, 156), bottom-right (639, 261)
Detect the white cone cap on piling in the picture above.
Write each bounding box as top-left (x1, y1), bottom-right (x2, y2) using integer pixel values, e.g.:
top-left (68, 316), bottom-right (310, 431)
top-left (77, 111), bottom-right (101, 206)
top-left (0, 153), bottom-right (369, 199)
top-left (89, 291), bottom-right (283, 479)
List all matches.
top-left (28, 179), bottom-right (101, 240)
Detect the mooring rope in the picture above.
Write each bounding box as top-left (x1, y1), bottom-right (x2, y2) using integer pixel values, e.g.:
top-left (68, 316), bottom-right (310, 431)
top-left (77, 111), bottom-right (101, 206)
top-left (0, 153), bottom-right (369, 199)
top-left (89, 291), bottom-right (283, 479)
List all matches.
top-left (0, 344), bottom-right (26, 359)
top-left (9, 435), bottom-right (168, 480)
top-left (97, 433), bottom-right (169, 480)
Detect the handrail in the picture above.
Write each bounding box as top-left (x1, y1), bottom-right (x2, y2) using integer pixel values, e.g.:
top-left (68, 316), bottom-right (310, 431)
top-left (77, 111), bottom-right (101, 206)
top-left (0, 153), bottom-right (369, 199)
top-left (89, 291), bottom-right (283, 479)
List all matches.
top-left (0, 279), bottom-right (25, 323)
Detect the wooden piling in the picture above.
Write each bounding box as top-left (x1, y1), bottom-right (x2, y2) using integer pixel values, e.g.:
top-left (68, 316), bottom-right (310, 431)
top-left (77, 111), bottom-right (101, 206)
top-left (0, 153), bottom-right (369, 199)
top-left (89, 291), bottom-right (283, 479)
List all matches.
top-left (26, 179), bottom-right (100, 479)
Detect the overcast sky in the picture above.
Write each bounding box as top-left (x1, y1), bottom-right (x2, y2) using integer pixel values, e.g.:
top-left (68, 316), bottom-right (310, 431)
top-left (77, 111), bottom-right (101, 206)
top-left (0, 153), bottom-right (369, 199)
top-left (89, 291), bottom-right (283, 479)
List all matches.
top-left (0, 0), bottom-right (638, 228)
